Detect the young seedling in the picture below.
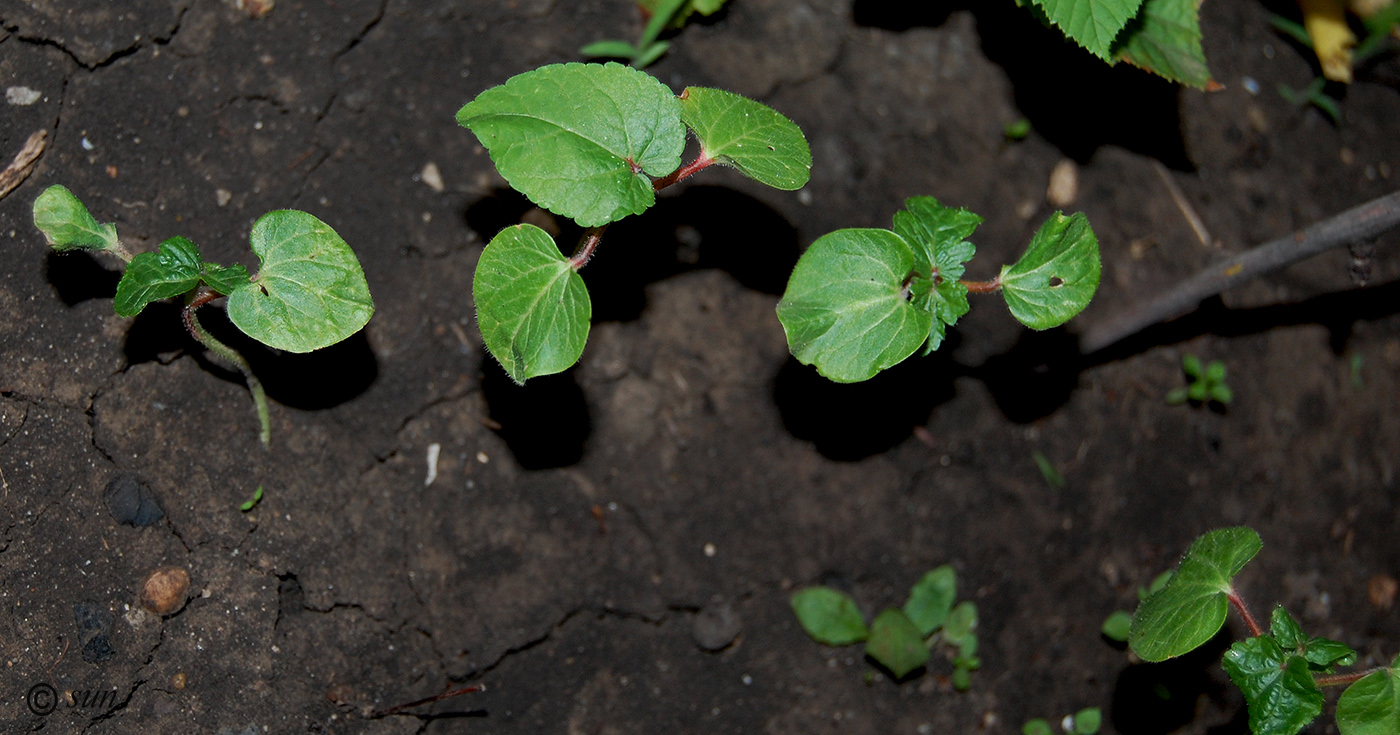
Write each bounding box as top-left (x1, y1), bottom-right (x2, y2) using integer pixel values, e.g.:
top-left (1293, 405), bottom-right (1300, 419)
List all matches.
top-left (791, 565), bottom-right (981, 685)
top-left (32, 185), bottom-right (374, 446)
top-left (1023, 707), bottom-right (1102, 735)
top-left (1166, 354), bottom-right (1232, 407)
top-left (581, 0), bottom-right (729, 69)
top-left (1128, 527), bottom-right (1400, 735)
top-left (1102, 571), bottom-right (1172, 643)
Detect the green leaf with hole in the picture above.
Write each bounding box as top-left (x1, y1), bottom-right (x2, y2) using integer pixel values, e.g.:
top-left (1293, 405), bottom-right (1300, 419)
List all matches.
top-left (865, 608), bottom-right (929, 679)
top-left (1337, 656), bottom-right (1400, 735)
top-left (32, 185), bottom-right (120, 253)
top-left (1222, 636), bottom-right (1323, 735)
top-left (892, 196), bottom-right (979, 354)
top-left (225, 210), bottom-right (374, 353)
top-left (903, 565), bottom-right (957, 636)
top-left (678, 86), bottom-right (812, 190)
top-left (999, 211), bottom-right (1100, 330)
top-left (776, 228), bottom-right (932, 383)
top-left (1031, 0), bottom-right (1145, 60)
top-left (113, 236), bottom-right (203, 317)
top-left (201, 262), bottom-right (251, 295)
top-left (472, 224), bottom-right (590, 384)
top-left (1114, 0), bottom-right (1213, 89)
top-left (791, 587), bottom-right (869, 646)
top-left (1129, 527), bottom-right (1262, 662)
top-left (456, 62), bottom-right (685, 228)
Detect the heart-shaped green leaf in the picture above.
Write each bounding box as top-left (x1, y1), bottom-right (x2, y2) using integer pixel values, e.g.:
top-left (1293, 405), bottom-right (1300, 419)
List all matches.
top-left (114, 236), bottom-right (203, 317)
top-left (457, 62), bottom-right (685, 227)
top-left (225, 210), bottom-right (374, 353)
top-left (776, 228), bottom-right (932, 383)
top-left (32, 184), bottom-right (120, 253)
top-left (1337, 657), bottom-right (1400, 735)
top-left (903, 565), bottom-right (957, 636)
top-left (999, 211), bottom-right (1100, 330)
top-left (865, 608), bottom-right (929, 678)
top-left (473, 224), bottom-right (591, 384)
top-left (1222, 637), bottom-right (1323, 735)
top-left (892, 196), bottom-right (980, 353)
top-left (1129, 527), bottom-right (1262, 662)
top-left (678, 86), bottom-right (812, 190)
top-left (791, 587), bottom-right (869, 646)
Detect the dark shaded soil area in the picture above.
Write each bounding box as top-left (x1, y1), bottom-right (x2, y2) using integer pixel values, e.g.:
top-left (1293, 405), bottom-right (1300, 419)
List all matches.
top-left (2, 1), bottom-right (1399, 733)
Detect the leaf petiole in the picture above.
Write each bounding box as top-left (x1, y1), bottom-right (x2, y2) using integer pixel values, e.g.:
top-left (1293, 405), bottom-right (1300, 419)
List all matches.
top-left (183, 288), bottom-right (271, 448)
top-left (960, 277), bottom-right (1002, 294)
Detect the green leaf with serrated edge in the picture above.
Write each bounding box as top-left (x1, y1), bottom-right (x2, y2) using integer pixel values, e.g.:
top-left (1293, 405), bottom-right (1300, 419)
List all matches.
top-left (1337, 656), bottom-right (1400, 735)
top-left (225, 210), bottom-right (374, 353)
top-left (891, 196), bottom-right (979, 355)
top-left (1222, 637), bottom-right (1323, 735)
top-left (999, 211), bottom-right (1100, 331)
top-left (580, 40), bottom-right (640, 59)
top-left (32, 185), bottom-right (120, 253)
top-left (1103, 610), bottom-right (1132, 642)
top-left (865, 608), bottom-right (929, 679)
top-left (456, 62), bottom-right (684, 228)
top-left (200, 263), bottom-right (251, 295)
top-left (470, 224), bottom-right (590, 384)
top-left (1023, 719), bottom-right (1053, 735)
top-left (1074, 707), bottom-right (1103, 735)
top-left (1269, 606), bottom-right (1356, 670)
top-left (944, 601), bottom-right (977, 644)
top-left (678, 86), bottom-right (811, 190)
top-left (1115, 0), bottom-right (1214, 88)
top-left (1032, 0), bottom-right (1145, 60)
top-left (113, 236), bottom-right (202, 317)
top-left (776, 228), bottom-right (932, 383)
top-left (791, 587), bottom-right (869, 646)
top-left (903, 565), bottom-right (957, 636)
top-left (1129, 528), bottom-right (1262, 662)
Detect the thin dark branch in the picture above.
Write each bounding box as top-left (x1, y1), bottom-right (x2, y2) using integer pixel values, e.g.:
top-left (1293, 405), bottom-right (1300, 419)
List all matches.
top-left (1080, 189), bottom-right (1400, 353)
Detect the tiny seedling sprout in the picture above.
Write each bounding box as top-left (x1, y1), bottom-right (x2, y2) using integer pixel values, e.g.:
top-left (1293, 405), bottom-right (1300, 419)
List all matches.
top-left (1166, 354), bottom-right (1233, 407)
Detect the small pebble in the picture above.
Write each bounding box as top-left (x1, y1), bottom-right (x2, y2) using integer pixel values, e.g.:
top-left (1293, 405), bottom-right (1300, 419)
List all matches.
top-left (215, 188), bottom-right (232, 207)
top-left (6, 86), bottom-right (41, 105)
top-left (1369, 574), bottom-right (1398, 610)
top-left (1046, 159), bottom-right (1079, 208)
top-left (692, 599), bottom-right (742, 651)
top-left (172, 672), bottom-right (187, 690)
top-left (420, 162), bottom-right (445, 192)
top-left (140, 567), bottom-right (191, 616)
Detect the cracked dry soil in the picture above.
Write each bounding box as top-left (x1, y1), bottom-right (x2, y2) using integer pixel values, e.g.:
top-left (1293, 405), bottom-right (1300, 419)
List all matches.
top-left (2, 1), bottom-right (1400, 733)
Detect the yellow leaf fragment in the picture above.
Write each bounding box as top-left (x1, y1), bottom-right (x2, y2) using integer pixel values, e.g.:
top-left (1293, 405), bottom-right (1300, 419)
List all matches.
top-left (1299, 0), bottom-right (1357, 82)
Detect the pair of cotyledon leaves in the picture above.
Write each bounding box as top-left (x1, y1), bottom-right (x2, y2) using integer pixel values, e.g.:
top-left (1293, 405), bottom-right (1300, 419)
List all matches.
top-left (458, 62), bottom-right (812, 384)
top-left (1128, 527), bottom-right (1400, 735)
top-left (33, 185), bottom-right (373, 353)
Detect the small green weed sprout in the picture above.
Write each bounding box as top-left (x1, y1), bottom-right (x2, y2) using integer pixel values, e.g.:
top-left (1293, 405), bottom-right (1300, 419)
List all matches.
top-left (581, 0), bottom-right (729, 69)
top-left (1023, 707), bottom-right (1102, 735)
top-left (1128, 527), bottom-right (1400, 735)
top-left (791, 566), bottom-right (980, 684)
top-left (1167, 354), bottom-right (1232, 407)
top-left (32, 186), bottom-right (374, 446)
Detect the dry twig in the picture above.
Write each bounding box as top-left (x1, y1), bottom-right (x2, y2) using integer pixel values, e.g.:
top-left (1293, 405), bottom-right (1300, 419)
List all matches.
top-left (0, 130), bottom-right (48, 201)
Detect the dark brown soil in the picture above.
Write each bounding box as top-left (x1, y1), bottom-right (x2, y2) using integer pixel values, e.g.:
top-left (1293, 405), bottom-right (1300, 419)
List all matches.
top-left (2, 1), bottom-right (1399, 733)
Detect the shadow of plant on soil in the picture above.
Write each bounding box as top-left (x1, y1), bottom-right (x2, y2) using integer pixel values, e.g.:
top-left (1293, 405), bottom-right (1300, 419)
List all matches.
top-left (851, 0), bottom-right (1192, 169)
top-left (46, 251), bottom-right (122, 306)
top-left (466, 185), bottom-right (801, 468)
top-left (1110, 627), bottom-right (1245, 735)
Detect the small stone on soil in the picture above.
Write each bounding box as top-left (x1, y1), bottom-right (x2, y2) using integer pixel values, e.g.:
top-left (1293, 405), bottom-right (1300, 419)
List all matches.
top-left (74, 602), bottom-right (115, 663)
top-left (140, 566), bottom-right (192, 616)
top-left (691, 599), bottom-right (742, 651)
top-left (104, 474), bottom-right (164, 527)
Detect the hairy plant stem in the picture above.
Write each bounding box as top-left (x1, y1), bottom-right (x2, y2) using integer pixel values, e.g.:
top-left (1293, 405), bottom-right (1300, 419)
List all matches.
top-left (183, 288), bottom-right (271, 448)
top-left (570, 152), bottom-right (715, 271)
top-left (960, 277), bottom-right (1002, 293)
top-left (1227, 589), bottom-right (1264, 638)
top-left (1315, 669), bottom-right (1383, 687)
top-left (570, 224), bottom-right (609, 270)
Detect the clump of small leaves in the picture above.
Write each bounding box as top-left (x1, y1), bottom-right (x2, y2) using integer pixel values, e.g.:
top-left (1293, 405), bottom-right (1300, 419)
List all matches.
top-left (1013, 0), bottom-right (1216, 88)
top-left (791, 566), bottom-right (981, 685)
top-left (1023, 707), bottom-right (1103, 735)
top-left (32, 185), bottom-right (374, 446)
top-left (1128, 527), bottom-right (1400, 735)
top-left (1166, 354), bottom-right (1232, 407)
top-left (582, 0), bottom-right (729, 69)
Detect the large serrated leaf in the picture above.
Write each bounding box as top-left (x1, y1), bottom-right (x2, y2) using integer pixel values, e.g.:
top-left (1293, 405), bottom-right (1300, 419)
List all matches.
top-left (1337, 657), bottom-right (1400, 735)
top-left (1115, 0), bottom-right (1214, 88)
top-left (1222, 638), bottom-right (1323, 735)
top-left (891, 197), bottom-right (980, 353)
top-left (865, 608), bottom-right (930, 678)
top-left (472, 224), bottom-right (591, 384)
top-left (791, 587), bottom-right (869, 646)
top-left (1129, 527), bottom-right (1262, 662)
top-left (678, 86), bottom-right (811, 190)
top-left (113, 236), bottom-right (203, 317)
top-left (999, 211), bottom-right (1100, 330)
top-left (456, 62), bottom-right (685, 228)
top-left (776, 228), bottom-right (932, 383)
top-left (32, 184), bottom-right (120, 253)
top-left (1032, 0), bottom-right (1145, 60)
top-left (226, 210), bottom-right (374, 353)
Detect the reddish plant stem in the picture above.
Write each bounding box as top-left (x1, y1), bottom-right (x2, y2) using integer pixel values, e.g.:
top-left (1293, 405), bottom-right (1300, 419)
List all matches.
top-left (570, 224), bottom-right (610, 271)
top-left (1315, 669), bottom-right (1382, 688)
top-left (370, 683), bottom-right (486, 718)
top-left (652, 151), bottom-right (714, 192)
top-left (960, 277), bottom-right (1002, 294)
top-left (1226, 589), bottom-right (1264, 638)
